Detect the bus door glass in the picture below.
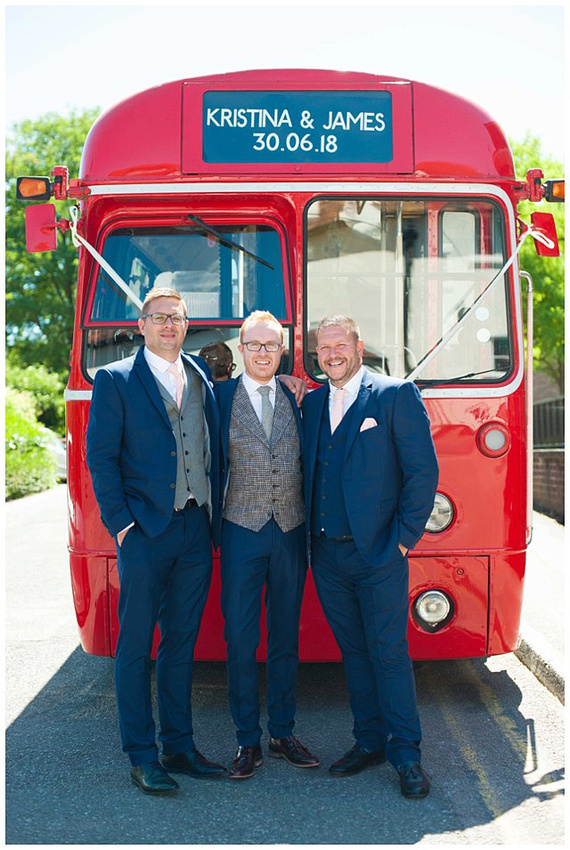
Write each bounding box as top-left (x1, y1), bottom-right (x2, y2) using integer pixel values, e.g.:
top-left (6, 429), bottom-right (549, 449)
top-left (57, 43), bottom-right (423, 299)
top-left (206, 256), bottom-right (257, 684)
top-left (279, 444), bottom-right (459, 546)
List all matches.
top-left (305, 198), bottom-right (512, 385)
top-left (83, 221), bottom-right (291, 379)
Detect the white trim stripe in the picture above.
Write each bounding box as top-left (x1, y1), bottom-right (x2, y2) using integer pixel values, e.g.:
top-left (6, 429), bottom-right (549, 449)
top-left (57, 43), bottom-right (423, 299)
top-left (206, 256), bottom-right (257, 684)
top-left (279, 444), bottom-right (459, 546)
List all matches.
top-left (64, 389), bottom-right (93, 401)
top-left (86, 181), bottom-right (513, 202)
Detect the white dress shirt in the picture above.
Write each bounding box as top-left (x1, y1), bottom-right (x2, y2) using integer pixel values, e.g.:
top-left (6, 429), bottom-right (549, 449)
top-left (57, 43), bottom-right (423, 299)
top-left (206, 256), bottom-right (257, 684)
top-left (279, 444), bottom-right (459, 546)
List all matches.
top-left (144, 347), bottom-right (185, 402)
top-left (241, 372), bottom-right (277, 423)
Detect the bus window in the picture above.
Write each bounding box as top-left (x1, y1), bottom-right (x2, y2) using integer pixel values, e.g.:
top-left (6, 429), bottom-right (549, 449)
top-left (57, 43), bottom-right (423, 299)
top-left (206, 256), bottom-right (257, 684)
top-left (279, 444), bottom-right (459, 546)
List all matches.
top-left (84, 222), bottom-right (290, 377)
top-left (305, 198), bottom-right (511, 384)
top-left (88, 223), bottom-right (286, 322)
top-left (83, 325), bottom-right (291, 381)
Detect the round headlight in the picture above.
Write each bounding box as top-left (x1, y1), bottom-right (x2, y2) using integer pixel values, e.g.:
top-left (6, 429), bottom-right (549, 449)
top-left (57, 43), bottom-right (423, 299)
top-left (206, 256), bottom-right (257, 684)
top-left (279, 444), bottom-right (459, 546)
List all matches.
top-left (425, 493), bottom-right (454, 533)
top-left (413, 590), bottom-right (454, 632)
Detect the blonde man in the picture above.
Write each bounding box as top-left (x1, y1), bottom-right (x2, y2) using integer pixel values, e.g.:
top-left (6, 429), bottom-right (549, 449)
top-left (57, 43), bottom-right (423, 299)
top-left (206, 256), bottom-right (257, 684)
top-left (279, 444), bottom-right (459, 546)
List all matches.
top-left (216, 311), bottom-right (319, 779)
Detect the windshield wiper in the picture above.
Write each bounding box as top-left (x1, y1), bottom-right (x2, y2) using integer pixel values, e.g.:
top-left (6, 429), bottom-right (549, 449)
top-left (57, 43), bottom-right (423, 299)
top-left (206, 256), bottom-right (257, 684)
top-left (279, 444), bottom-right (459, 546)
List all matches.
top-left (187, 214), bottom-right (275, 270)
top-left (418, 369), bottom-right (504, 386)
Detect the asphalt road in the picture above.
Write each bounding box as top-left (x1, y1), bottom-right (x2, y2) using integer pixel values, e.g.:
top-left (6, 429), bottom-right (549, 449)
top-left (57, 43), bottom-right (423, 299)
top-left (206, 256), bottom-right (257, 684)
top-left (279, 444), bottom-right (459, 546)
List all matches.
top-left (5, 486), bottom-right (565, 845)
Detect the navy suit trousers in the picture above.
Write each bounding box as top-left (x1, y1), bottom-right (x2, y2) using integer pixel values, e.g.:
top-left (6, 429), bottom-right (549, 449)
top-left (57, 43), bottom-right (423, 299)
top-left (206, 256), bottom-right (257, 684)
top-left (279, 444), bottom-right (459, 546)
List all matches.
top-left (221, 518), bottom-right (307, 746)
top-left (115, 505), bottom-right (212, 766)
top-left (311, 535), bottom-right (421, 767)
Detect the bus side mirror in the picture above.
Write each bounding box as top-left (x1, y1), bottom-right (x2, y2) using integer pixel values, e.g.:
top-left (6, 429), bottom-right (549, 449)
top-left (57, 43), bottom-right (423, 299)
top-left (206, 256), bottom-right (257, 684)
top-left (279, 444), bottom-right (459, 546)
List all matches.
top-left (25, 204), bottom-right (57, 253)
top-left (531, 212), bottom-right (560, 258)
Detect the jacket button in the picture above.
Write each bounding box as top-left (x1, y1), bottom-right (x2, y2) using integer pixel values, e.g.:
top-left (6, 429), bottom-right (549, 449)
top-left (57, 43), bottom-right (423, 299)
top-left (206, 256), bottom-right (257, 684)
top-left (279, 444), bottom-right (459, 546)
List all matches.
top-left (170, 483), bottom-right (175, 489)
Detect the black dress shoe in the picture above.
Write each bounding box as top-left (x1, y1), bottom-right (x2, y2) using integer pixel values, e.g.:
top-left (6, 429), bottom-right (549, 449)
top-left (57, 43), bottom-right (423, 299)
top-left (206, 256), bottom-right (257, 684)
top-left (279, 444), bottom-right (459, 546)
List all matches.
top-left (398, 761), bottom-right (430, 798)
top-left (162, 749), bottom-right (227, 779)
top-left (229, 745), bottom-right (263, 779)
top-left (268, 735), bottom-right (320, 768)
top-left (130, 761), bottom-right (179, 794)
top-left (329, 743), bottom-right (386, 776)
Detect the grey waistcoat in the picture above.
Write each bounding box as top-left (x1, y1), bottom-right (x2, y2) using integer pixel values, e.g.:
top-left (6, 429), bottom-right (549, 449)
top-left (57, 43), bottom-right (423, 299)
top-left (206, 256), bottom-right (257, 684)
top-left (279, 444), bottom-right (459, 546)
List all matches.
top-left (223, 379), bottom-right (304, 533)
top-left (156, 366), bottom-right (210, 512)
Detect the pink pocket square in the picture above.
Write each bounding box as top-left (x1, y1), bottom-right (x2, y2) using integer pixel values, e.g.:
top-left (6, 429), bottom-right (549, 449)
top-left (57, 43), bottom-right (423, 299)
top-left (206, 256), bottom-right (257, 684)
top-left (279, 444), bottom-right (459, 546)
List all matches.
top-left (360, 417), bottom-right (378, 432)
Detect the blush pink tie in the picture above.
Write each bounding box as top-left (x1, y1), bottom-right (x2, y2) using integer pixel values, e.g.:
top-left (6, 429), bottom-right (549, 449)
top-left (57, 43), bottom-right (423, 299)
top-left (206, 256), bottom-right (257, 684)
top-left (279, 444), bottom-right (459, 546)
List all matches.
top-left (168, 363), bottom-right (184, 409)
top-left (330, 387), bottom-right (346, 433)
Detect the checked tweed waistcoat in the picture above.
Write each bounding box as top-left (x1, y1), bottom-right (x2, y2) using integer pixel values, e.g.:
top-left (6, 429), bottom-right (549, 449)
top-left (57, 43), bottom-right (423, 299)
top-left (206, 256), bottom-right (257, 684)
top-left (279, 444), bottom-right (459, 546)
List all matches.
top-left (223, 379), bottom-right (304, 533)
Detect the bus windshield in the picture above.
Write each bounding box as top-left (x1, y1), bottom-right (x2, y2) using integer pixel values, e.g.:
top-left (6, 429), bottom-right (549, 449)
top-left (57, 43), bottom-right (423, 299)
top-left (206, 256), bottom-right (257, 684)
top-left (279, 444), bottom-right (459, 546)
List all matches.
top-left (84, 221), bottom-right (289, 378)
top-left (89, 223), bottom-right (286, 322)
top-left (306, 198), bottom-right (512, 384)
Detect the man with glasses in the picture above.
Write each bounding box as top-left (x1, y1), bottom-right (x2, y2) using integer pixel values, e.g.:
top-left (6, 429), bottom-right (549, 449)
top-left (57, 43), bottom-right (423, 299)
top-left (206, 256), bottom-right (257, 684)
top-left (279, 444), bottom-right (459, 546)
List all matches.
top-left (86, 286), bottom-right (226, 794)
top-left (215, 310), bottom-right (319, 779)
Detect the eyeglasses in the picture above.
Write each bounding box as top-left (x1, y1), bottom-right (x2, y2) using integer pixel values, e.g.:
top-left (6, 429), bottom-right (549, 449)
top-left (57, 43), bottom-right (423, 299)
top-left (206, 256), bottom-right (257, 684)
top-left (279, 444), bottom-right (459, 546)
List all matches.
top-left (141, 312), bottom-right (187, 326)
top-left (241, 341), bottom-right (283, 353)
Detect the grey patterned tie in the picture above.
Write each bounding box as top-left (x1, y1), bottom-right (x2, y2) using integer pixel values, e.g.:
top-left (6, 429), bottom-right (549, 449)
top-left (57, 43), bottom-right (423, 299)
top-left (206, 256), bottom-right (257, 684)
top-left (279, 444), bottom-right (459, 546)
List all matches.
top-left (257, 385), bottom-right (274, 439)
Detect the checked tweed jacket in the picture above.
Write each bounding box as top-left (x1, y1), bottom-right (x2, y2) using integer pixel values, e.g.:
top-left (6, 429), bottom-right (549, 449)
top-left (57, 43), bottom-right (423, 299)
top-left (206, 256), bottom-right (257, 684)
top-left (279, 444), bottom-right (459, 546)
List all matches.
top-left (221, 378), bottom-right (305, 533)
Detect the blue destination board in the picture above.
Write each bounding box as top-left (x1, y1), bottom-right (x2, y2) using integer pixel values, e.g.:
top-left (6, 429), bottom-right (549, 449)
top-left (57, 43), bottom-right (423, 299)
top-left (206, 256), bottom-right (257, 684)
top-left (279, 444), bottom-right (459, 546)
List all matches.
top-left (202, 91), bottom-right (393, 164)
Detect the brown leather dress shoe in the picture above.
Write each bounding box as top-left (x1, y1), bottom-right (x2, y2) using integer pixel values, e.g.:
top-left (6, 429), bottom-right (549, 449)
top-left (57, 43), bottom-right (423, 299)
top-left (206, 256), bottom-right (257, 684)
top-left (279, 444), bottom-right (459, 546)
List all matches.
top-left (130, 761), bottom-right (179, 794)
top-left (229, 745), bottom-right (263, 779)
top-left (329, 743), bottom-right (386, 776)
top-left (268, 735), bottom-right (320, 768)
top-left (162, 749), bottom-right (227, 778)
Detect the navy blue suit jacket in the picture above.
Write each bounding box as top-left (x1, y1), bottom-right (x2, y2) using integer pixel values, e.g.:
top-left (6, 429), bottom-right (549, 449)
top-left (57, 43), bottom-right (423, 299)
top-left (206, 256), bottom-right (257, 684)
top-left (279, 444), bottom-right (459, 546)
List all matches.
top-left (214, 376), bottom-right (303, 503)
top-left (86, 346), bottom-right (221, 546)
top-left (302, 369), bottom-right (438, 566)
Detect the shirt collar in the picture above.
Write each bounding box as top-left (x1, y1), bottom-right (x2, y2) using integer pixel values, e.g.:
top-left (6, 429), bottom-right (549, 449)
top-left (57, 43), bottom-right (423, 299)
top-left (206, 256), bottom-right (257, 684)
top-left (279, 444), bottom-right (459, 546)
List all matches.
top-left (144, 346), bottom-right (183, 374)
top-left (242, 372), bottom-right (277, 395)
top-left (329, 366), bottom-right (364, 397)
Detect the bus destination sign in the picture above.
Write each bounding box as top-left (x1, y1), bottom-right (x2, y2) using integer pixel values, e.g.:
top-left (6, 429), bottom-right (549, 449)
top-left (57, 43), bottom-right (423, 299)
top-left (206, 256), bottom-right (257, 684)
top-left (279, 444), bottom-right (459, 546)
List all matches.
top-left (202, 91), bottom-right (393, 164)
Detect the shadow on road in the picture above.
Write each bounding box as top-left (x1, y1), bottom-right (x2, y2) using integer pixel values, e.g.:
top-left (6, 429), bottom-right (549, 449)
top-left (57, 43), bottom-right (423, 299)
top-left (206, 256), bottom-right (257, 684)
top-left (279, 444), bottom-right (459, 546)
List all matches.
top-left (6, 651), bottom-right (564, 844)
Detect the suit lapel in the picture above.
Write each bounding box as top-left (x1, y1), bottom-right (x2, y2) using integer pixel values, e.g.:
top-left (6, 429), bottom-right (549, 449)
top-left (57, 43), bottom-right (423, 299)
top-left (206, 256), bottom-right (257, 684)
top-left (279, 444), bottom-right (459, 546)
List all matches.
top-left (133, 347), bottom-right (172, 429)
top-left (343, 372), bottom-right (373, 459)
top-left (307, 385), bottom-right (329, 476)
top-left (234, 379), bottom-right (268, 443)
top-left (182, 352), bottom-right (215, 402)
top-left (271, 382), bottom-right (294, 445)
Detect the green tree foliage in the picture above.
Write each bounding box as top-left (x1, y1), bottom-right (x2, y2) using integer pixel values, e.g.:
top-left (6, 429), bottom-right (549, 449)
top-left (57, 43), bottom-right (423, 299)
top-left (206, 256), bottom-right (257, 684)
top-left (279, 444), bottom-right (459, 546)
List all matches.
top-left (5, 108), bottom-right (100, 377)
top-left (5, 359), bottom-right (65, 434)
top-left (5, 388), bottom-right (57, 500)
top-left (510, 133), bottom-right (565, 393)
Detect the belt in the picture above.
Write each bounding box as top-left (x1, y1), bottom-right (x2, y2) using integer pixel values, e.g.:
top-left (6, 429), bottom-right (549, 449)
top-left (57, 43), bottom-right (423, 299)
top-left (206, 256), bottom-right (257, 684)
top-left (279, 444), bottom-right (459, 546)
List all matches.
top-left (174, 498), bottom-right (199, 512)
top-left (315, 532), bottom-right (354, 542)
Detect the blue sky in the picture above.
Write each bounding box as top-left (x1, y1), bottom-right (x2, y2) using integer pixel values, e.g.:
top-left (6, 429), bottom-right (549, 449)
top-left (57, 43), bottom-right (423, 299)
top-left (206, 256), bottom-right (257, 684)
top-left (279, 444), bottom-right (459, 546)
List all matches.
top-left (4, 2), bottom-right (565, 161)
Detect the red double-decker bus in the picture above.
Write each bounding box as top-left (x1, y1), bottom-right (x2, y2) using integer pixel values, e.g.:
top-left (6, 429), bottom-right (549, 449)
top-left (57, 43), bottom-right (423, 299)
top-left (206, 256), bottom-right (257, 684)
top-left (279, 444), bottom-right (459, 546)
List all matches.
top-left (18, 69), bottom-right (562, 662)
